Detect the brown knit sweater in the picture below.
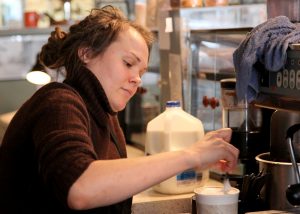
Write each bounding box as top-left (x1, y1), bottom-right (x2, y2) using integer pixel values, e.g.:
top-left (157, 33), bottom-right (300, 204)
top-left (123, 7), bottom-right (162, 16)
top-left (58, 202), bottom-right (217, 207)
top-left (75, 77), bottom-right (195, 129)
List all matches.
top-left (0, 67), bottom-right (131, 214)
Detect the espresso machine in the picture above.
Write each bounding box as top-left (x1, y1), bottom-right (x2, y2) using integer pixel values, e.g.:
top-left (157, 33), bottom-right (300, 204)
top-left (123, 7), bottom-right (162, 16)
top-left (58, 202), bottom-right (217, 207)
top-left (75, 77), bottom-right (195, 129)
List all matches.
top-left (227, 0), bottom-right (300, 210)
top-left (254, 44), bottom-right (300, 211)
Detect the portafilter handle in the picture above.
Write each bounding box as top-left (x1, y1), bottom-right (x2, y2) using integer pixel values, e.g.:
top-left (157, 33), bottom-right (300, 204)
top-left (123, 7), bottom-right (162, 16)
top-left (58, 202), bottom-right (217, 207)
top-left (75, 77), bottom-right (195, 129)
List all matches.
top-left (286, 123), bottom-right (300, 206)
top-left (286, 124), bottom-right (300, 184)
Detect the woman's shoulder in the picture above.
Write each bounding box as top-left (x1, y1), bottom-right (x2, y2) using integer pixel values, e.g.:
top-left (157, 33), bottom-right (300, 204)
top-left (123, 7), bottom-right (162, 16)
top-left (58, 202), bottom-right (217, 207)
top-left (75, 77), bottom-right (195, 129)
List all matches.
top-left (11, 82), bottom-right (90, 130)
top-left (34, 82), bottom-right (82, 101)
top-left (38, 82), bottom-right (78, 94)
top-left (24, 82), bottom-right (87, 113)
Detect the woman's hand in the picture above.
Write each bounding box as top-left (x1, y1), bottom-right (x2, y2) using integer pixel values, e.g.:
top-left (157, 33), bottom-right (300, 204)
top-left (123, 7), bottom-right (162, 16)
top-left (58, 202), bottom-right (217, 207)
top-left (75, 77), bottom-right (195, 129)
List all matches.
top-left (184, 128), bottom-right (239, 172)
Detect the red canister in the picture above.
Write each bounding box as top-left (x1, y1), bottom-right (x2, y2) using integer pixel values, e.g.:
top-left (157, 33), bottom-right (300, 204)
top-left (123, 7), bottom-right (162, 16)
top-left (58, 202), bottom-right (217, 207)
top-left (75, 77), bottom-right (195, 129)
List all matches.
top-left (24, 11), bottom-right (39, 28)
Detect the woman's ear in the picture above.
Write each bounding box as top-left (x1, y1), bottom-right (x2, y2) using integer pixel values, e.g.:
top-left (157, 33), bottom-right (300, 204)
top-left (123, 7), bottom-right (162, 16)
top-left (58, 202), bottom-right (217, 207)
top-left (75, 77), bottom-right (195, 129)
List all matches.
top-left (78, 47), bottom-right (90, 63)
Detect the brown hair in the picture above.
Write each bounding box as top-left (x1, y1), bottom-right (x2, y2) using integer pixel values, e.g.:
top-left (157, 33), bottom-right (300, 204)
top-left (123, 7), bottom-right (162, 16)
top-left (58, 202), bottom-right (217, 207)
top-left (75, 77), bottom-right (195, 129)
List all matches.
top-left (39, 5), bottom-right (154, 79)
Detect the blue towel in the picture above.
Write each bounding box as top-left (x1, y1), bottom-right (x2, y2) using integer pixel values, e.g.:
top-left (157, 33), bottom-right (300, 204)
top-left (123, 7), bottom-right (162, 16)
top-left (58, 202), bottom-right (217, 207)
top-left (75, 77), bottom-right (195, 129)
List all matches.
top-left (233, 16), bottom-right (300, 102)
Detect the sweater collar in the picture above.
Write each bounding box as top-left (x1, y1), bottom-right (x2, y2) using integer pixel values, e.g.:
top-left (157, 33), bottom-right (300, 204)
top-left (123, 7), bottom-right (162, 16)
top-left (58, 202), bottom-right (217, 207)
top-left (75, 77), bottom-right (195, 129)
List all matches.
top-left (63, 66), bottom-right (117, 126)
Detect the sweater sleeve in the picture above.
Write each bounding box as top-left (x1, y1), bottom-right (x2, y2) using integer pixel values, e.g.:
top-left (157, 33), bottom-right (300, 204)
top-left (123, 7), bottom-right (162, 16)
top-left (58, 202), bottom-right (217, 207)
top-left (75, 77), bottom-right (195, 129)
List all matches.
top-left (30, 86), bottom-right (97, 207)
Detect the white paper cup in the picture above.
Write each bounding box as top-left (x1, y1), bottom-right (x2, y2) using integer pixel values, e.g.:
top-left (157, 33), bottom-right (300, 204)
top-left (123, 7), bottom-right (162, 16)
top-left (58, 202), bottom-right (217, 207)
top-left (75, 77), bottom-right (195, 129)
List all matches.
top-left (194, 186), bottom-right (240, 214)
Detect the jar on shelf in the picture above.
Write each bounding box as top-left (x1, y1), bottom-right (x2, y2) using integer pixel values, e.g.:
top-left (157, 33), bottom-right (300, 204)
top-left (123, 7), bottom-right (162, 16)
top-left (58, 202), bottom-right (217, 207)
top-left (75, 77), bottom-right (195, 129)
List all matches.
top-left (170, 0), bottom-right (181, 8)
top-left (205, 0), bottom-right (228, 6)
top-left (181, 0), bottom-right (203, 7)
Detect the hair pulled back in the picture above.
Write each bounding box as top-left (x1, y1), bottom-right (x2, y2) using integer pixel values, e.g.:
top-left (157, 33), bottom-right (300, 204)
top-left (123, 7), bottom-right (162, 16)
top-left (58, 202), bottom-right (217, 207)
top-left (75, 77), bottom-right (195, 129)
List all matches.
top-left (39, 5), bottom-right (154, 79)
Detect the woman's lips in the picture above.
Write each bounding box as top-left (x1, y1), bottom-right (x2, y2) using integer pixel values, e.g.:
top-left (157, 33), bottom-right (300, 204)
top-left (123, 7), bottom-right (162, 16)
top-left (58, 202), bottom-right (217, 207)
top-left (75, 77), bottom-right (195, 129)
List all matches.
top-left (122, 88), bottom-right (134, 97)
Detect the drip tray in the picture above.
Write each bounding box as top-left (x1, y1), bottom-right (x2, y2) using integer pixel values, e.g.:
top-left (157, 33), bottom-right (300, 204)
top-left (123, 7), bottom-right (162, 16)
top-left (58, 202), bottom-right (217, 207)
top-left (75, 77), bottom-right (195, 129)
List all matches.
top-left (246, 207), bottom-right (300, 213)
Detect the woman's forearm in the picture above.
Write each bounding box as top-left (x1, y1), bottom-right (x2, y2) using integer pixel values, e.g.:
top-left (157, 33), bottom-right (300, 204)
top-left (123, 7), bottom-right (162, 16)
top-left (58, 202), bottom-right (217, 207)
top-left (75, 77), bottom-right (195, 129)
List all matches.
top-left (68, 150), bottom-right (192, 210)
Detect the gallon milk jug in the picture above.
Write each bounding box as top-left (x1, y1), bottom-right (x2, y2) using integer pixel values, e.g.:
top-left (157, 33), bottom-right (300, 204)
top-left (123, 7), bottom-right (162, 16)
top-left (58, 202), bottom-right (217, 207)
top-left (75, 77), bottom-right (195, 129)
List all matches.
top-left (145, 100), bottom-right (208, 194)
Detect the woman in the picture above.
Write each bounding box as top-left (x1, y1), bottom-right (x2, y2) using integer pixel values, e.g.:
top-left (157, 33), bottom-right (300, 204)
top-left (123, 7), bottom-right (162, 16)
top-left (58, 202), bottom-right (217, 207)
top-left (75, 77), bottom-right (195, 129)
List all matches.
top-left (0, 6), bottom-right (239, 214)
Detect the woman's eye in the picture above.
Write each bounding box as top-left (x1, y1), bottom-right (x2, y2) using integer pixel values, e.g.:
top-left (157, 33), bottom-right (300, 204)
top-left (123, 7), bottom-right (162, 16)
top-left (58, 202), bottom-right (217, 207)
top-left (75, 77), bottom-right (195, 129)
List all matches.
top-left (124, 60), bottom-right (132, 67)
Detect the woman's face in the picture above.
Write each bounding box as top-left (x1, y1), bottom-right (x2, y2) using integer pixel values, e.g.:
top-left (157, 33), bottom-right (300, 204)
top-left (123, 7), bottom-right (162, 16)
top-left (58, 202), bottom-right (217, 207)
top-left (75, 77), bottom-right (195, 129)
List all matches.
top-left (84, 27), bottom-right (149, 112)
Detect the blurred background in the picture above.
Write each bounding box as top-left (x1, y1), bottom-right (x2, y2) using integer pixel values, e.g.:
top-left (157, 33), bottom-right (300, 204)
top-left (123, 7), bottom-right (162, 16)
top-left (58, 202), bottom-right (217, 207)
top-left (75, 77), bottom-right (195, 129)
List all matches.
top-left (0, 0), bottom-right (266, 148)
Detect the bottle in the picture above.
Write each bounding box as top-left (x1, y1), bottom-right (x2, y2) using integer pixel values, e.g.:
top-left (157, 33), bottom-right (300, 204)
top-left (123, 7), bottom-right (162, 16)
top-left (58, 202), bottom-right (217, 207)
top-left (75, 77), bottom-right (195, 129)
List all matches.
top-left (135, 0), bottom-right (147, 26)
top-left (145, 100), bottom-right (208, 194)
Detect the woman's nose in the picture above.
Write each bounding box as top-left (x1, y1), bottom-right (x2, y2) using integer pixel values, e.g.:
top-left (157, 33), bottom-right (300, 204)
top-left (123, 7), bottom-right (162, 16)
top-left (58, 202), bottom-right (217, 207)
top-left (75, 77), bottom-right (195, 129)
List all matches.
top-left (131, 77), bottom-right (142, 86)
top-left (130, 72), bottom-right (142, 86)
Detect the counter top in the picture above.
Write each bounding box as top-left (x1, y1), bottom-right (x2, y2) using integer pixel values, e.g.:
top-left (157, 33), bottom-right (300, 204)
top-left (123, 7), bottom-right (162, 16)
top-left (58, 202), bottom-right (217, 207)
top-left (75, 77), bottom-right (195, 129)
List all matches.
top-left (132, 182), bottom-right (224, 214)
top-left (132, 179), bottom-right (223, 214)
top-left (126, 145), bottom-right (223, 214)
top-left (246, 211), bottom-right (299, 214)
top-left (132, 188), bottom-right (193, 214)
top-left (127, 144), bottom-right (194, 213)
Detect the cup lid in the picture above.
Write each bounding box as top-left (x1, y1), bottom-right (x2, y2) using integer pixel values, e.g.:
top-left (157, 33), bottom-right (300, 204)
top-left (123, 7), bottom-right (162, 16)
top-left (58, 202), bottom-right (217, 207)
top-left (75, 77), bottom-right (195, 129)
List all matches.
top-left (194, 186), bottom-right (239, 205)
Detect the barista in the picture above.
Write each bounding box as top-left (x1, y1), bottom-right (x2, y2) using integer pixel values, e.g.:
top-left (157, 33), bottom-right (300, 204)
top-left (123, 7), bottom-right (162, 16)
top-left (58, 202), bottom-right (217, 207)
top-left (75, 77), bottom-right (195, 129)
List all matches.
top-left (0, 6), bottom-right (239, 213)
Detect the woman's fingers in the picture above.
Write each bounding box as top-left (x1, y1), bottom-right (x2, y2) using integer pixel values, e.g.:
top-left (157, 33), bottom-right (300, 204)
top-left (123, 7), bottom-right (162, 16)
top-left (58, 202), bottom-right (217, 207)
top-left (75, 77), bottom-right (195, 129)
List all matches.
top-left (189, 128), bottom-right (239, 172)
top-left (209, 128), bottom-right (232, 142)
top-left (212, 138), bottom-right (239, 172)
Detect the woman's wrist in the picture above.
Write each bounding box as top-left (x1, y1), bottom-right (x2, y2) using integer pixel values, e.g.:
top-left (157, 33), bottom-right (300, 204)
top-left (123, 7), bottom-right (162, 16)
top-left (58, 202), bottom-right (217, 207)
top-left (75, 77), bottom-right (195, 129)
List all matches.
top-left (180, 148), bottom-right (200, 170)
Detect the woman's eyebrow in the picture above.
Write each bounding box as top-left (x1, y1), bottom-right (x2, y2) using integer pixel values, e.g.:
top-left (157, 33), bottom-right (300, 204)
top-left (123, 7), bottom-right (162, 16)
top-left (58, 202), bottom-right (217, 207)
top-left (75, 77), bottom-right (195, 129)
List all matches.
top-left (128, 52), bottom-right (141, 62)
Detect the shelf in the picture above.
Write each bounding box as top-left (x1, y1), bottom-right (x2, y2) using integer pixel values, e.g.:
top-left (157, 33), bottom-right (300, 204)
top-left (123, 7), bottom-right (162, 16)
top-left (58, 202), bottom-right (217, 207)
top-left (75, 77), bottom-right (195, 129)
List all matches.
top-left (175, 4), bottom-right (267, 30)
top-left (0, 25), bottom-right (158, 37)
top-left (197, 70), bottom-right (235, 81)
top-left (0, 26), bottom-right (70, 37)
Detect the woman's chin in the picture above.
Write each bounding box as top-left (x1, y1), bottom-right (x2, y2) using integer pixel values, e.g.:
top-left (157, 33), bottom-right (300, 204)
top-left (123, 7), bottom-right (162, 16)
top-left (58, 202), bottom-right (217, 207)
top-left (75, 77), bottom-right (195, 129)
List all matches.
top-left (112, 102), bottom-right (127, 112)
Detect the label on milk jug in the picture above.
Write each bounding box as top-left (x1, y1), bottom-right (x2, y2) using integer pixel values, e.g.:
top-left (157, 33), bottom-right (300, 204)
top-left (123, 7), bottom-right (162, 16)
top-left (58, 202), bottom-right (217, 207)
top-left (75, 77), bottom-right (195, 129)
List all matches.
top-left (176, 169), bottom-right (197, 184)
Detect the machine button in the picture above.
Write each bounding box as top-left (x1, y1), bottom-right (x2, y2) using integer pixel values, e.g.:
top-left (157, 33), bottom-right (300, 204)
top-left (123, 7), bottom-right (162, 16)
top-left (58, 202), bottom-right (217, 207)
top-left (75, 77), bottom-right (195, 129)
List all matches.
top-left (289, 69), bottom-right (295, 89)
top-left (296, 70), bottom-right (300, 90)
top-left (276, 72), bottom-right (282, 87)
top-left (291, 59), bottom-right (295, 66)
top-left (283, 69), bottom-right (289, 88)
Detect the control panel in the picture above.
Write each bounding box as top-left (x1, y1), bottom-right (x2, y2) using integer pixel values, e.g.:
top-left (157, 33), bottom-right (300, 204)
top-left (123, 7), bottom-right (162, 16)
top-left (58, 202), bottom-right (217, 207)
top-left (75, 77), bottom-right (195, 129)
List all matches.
top-left (260, 44), bottom-right (300, 99)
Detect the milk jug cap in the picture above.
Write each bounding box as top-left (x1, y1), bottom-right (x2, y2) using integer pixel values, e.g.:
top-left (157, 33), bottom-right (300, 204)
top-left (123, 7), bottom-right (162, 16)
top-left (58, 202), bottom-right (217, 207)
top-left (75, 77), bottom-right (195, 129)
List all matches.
top-left (166, 100), bottom-right (180, 107)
